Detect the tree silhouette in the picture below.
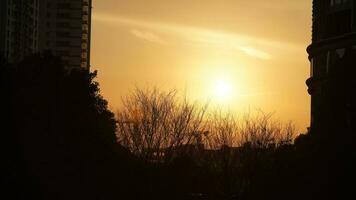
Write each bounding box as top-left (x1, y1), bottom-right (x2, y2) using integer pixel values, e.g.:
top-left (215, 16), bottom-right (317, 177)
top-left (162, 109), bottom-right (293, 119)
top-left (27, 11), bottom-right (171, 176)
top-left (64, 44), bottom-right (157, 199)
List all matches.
top-left (115, 88), bottom-right (300, 200)
top-left (117, 88), bottom-right (208, 163)
top-left (1, 53), bottom-right (134, 200)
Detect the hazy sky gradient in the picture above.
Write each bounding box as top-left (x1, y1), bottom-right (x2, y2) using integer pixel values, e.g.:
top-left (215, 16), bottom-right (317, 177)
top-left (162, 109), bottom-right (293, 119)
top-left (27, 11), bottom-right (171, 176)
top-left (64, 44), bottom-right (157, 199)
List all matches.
top-left (91, 0), bottom-right (312, 131)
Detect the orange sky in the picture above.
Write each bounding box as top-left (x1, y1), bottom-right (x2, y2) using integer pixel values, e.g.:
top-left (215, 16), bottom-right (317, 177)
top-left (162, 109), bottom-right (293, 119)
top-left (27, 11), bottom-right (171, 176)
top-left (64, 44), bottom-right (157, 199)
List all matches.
top-left (91, 0), bottom-right (312, 132)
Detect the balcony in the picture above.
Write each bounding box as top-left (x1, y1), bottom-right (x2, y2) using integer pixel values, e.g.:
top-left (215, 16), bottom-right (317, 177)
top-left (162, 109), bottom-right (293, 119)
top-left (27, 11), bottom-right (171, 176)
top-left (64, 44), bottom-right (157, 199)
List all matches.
top-left (307, 32), bottom-right (356, 59)
top-left (306, 76), bottom-right (326, 95)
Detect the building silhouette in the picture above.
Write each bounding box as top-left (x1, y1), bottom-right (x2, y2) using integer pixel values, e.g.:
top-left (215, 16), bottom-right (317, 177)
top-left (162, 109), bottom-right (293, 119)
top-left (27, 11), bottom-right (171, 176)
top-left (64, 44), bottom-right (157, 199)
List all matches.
top-left (0, 0), bottom-right (92, 70)
top-left (306, 0), bottom-right (356, 132)
top-left (0, 0), bottom-right (40, 63)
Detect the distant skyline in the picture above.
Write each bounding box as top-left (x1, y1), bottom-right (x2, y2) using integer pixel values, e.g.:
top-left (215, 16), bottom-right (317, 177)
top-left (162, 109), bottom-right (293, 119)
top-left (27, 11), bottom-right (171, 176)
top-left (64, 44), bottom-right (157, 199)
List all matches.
top-left (91, 0), bottom-right (312, 130)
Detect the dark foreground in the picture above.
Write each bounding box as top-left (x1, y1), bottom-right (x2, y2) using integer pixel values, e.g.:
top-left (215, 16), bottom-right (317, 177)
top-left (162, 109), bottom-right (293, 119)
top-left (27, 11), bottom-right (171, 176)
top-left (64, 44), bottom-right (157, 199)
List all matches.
top-left (1, 55), bottom-right (355, 200)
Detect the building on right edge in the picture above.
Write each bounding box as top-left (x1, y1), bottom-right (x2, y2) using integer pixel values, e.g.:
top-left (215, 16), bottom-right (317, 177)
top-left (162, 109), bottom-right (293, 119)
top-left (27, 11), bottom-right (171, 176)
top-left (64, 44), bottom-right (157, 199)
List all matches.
top-left (306, 0), bottom-right (356, 133)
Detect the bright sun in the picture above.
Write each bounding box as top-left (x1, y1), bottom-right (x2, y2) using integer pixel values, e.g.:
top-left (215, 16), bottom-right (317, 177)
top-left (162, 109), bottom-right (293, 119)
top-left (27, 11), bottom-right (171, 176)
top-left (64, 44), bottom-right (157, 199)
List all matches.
top-left (213, 80), bottom-right (233, 103)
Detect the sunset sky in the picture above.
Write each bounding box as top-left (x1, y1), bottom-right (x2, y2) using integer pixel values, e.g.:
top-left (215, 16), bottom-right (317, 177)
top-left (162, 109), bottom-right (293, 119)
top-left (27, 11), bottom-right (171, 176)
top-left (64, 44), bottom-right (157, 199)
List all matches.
top-left (91, 0), bottom-right (312, 131)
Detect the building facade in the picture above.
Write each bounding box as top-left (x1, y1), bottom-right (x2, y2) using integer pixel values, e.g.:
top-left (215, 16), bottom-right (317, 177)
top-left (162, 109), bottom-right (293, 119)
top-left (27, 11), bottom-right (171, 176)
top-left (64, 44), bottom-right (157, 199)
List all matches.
top-left (306, 0), bottom-right (356, 132)
top-left (0, 0), bottom-right (40, 63)
top-left (0, 0), bottom-right (92, 70)
top-left (38, 0), bottom-right (92, 69)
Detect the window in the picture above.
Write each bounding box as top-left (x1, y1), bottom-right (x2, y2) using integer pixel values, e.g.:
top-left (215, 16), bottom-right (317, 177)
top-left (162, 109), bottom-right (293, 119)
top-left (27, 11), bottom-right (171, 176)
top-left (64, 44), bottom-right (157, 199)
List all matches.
top-left (57, 13), bottom-right (70, 19)
top-left (82, 15), bottom-right (89, 21)
top-left (335, 48), bottom-right (346, 58)
top-left (326, 52), bottom-right (330, 73)
top-left (82, 24), bottom-right (88, 30)
top-left (325, 8), bottom-right (352, 37)
top-left (83, 6), bottom-right (89, 12)
top-left (56, 41), bottom-right (70, 47)
top-left (56, 31), bottom-right (70, 37)
top-left (325, 48), bottom-right (346, 73)
top-left (81, 62), bottom-right (87, 68)
top-left (330, 0), bottom-right (350, 7)
top-left (56, 22), bottom-right (70, 28)
top-left (312, 54), bottom-right (328, 77)
top-left (57, 3), bottom-right (71, 9)
top-left (56, 50), bottom-right (70, 56)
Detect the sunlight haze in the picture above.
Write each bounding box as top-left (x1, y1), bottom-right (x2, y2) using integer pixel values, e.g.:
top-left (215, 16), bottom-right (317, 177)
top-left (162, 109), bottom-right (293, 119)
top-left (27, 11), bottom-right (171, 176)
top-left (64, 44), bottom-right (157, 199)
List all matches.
top-left (91, 0), bottom-right (312, 131)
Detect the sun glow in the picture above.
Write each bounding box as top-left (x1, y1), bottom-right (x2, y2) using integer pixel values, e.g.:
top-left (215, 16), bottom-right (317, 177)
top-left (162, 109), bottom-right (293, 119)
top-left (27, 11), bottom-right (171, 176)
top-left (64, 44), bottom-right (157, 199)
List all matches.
top-left (213, 79), bottom-right (233, 103)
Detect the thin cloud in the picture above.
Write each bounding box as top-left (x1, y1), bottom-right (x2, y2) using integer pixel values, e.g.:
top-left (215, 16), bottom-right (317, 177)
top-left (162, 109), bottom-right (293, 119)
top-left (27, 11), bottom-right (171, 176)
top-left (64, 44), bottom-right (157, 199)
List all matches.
top-left (238, 46), bottom-right (272, 60)
top-left (131, 29), bottom-right (166, 44)
top-left (93, 13), bottom-right (302, 60)
top-left (238, 91), bottom-right (278, 97)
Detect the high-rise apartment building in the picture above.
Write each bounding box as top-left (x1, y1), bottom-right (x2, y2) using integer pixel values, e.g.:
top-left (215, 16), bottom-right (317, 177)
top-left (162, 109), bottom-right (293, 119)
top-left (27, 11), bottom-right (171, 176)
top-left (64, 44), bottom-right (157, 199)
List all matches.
top-left (38, 0), bottom-right (92, 69)
top-left (306, 0), bottom-right (356, 132)
top-left (0, 0), bottom-right (40, 63)
top-left (0, 0), bottom-right (92, 70)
